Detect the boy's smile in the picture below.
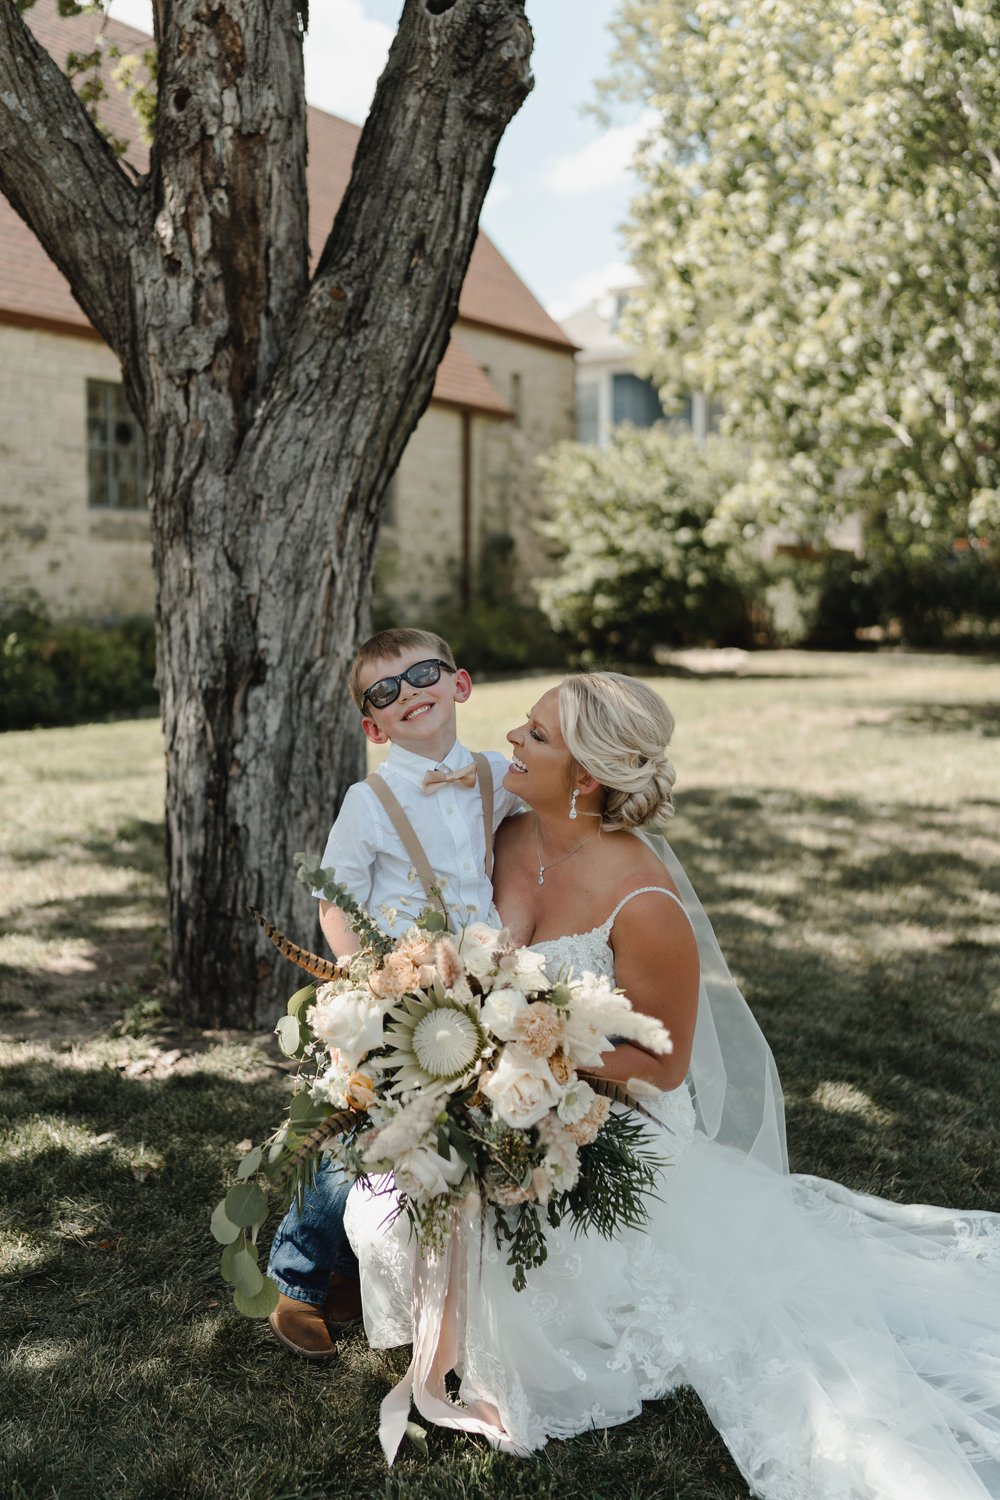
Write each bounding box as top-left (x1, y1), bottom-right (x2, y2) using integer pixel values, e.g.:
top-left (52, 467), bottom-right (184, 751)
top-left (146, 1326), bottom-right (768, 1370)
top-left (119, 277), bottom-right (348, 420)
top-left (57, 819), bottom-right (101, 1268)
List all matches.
top-left (359, 646), bottom-right (472, 762)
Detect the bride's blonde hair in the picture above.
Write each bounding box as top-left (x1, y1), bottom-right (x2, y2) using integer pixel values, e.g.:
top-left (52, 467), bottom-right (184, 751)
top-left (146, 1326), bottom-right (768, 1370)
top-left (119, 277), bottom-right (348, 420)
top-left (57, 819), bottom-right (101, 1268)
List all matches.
top-left (559, 672), bottom-right (677, 831)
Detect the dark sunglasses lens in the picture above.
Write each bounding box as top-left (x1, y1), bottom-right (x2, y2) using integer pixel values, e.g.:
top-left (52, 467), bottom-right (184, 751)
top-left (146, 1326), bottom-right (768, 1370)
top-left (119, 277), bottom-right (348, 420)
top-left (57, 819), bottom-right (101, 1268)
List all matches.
top-left (366, 678), bottom-right (399, 709)
top-left (405, 660), bottom-right (442, 688)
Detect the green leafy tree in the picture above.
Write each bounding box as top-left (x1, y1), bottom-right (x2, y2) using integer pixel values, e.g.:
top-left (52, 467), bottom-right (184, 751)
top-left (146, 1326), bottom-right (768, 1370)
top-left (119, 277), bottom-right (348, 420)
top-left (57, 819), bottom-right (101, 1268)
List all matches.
top-left (605, 0), bottom-right (1000, 548)
top-left (536, 428), bottom-right (757, 657)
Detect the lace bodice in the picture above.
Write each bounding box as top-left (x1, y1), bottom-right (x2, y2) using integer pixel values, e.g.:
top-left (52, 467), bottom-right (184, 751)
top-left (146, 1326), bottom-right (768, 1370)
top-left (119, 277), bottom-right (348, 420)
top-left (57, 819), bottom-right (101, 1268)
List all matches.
top-left (529, 885), bottom-right (690, 981)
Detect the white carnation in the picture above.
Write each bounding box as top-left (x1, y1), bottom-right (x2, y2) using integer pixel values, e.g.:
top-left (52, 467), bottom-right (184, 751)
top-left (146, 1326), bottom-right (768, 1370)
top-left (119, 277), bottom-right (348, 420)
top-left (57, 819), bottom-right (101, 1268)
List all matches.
top-left (495, 946), bottom-right (551, 995)
top-left (458, 922), bottom-right (505, 985)
top-left (480, 986), bottom-right (528, 1040)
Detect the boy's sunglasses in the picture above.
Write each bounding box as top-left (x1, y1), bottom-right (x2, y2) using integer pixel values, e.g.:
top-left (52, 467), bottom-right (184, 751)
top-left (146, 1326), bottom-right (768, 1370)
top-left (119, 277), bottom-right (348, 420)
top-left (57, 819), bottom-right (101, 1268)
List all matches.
top-left (361, 658), bottom-right (456, 712)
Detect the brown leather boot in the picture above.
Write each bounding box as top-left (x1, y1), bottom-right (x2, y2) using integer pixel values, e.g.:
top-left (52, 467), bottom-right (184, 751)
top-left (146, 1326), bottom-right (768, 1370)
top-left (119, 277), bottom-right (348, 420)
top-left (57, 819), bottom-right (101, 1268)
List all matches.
top-left (268, 1293), bottom-right (337, 1359)
top-left (323, 1272), bottom-right (363, 1328)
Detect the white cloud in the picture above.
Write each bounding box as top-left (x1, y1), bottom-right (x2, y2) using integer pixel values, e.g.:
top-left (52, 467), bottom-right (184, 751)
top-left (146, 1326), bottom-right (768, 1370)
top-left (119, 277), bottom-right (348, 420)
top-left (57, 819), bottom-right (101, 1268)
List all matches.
top-left (544, 112), bottom-right (655, 198)
top-left (300, 0), bottom-right (393, 122)
top-left (108, 0), bottom-right (154, 31)
top-left (547, 260), bottom-right (640, 322)
top-left (108, 0), bottom-right (392, 125)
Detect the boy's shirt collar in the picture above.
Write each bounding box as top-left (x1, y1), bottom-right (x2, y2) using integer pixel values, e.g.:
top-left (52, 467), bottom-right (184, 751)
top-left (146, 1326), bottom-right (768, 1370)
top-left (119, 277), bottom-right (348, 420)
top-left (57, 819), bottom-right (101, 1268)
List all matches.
top-left (383, 738), bottom-right (466, 785)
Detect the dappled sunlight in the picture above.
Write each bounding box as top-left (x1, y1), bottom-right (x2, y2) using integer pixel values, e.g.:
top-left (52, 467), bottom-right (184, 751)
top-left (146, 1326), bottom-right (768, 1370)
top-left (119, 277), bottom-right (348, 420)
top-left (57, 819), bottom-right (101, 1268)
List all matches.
top-left (812, 1081), bottom-right (893, 1127)
top-left (8, 1340), bottom-right (76, 1373)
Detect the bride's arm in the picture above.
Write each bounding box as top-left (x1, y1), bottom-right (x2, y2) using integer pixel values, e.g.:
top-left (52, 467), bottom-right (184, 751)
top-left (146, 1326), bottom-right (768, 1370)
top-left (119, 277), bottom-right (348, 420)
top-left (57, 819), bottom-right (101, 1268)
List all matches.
top-left (602, 893), bottom-right (700, 1092)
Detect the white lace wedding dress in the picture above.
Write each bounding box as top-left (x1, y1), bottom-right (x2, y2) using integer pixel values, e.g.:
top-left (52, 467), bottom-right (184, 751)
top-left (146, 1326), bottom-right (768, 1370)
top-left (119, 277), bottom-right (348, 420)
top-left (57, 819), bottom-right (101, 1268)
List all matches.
top-left (344, 890), bottom-right (1000, 1498)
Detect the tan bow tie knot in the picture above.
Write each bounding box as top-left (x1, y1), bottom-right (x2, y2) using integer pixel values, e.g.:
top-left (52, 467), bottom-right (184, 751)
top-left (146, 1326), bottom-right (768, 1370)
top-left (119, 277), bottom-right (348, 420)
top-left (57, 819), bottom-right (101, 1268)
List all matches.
top-left (422, 763), bottom-right (479, 794)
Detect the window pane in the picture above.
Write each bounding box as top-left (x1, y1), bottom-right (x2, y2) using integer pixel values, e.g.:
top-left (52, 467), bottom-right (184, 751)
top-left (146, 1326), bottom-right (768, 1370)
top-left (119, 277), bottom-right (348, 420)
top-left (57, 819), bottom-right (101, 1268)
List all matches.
top-left (577, 382), bottom-right (599, 444)
top-left (611, 373), bottom-right (664, 429)
top-left (86, 378), bottom-right (145, 509)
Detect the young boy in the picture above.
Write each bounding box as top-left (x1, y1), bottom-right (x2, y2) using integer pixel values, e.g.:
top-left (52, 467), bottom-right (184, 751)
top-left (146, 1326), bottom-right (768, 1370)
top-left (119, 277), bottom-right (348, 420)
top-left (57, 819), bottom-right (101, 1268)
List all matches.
top-left (267, 627), bottom-right (521, 1358)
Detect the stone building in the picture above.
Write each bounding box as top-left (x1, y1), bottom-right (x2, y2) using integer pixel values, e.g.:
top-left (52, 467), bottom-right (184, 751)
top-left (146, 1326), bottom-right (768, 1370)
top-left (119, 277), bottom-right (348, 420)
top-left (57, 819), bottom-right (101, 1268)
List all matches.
top-left (0, 1), bottom-right (576, 622)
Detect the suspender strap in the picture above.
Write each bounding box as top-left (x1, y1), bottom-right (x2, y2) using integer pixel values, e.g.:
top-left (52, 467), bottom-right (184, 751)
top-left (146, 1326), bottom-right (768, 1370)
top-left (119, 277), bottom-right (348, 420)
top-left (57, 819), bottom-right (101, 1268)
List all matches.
top-left (472, 753), bottom-right (495, 880)
top-left (365, 755), bottom-right (496, 916)
top-left (365, 774), bottom-right (443, 914)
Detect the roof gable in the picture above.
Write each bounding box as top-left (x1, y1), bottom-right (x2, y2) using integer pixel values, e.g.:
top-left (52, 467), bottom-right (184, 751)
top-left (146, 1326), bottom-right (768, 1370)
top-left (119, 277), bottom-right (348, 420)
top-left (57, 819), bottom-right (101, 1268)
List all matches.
top-left (2, 0), bottom-right (572, 395)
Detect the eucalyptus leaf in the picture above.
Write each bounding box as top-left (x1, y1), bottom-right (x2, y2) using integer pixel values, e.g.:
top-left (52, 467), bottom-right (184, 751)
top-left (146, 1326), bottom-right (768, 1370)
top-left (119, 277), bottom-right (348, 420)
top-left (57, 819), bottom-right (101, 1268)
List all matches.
top-left (224, 1181), bottom-right (267, 1227)
top-left (289, 1090), bottom-right (328, 1127)
top-left (287, 983), bottom-right (316, 1020)
top-left (236, 1146), bottom-right (263, 1180)
top-left (220, 1236), bottom-right (256, 1285)
top-left (418, 909), bottom-right (447, 933)
top-left (229, 1246), bottom-right (265, 1297)
top-left (210, 1200), bottom-right (242, 1245)
top-left (233, 1277), bottom-right (280, 1319)
top-left (275, 1014), bottom-right (304, 1057)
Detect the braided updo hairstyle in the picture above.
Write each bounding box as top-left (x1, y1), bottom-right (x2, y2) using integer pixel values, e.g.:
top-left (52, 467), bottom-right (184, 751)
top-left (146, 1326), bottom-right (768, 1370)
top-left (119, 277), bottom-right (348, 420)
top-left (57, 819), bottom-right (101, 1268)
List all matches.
top-left (558, 672), bottom-right (677, 832)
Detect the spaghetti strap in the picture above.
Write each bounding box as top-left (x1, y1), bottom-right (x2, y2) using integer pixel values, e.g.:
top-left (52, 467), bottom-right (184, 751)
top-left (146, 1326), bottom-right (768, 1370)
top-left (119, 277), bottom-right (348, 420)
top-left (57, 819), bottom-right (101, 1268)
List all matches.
top-left (605, 884), bottom-right (693, 932)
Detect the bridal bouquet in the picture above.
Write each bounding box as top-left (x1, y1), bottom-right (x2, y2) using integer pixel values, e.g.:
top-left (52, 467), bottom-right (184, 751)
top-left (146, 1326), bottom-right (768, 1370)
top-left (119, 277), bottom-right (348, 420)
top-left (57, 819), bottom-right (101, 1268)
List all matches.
top-left (210, 858), bottom-right (671, 1314)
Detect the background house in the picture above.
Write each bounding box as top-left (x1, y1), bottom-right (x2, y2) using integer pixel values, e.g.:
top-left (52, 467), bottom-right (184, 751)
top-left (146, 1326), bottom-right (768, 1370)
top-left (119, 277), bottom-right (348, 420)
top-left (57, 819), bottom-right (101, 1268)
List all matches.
top-left (0, 1), bottom-right (576, 623)
top-left (560, 284), bottom-right (714, 448)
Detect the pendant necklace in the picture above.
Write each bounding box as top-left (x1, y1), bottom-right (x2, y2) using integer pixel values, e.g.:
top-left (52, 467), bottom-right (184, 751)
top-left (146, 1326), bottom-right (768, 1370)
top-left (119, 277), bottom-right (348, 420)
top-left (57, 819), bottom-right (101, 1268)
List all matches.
top-left (534, 819), bottom-right (600, 886)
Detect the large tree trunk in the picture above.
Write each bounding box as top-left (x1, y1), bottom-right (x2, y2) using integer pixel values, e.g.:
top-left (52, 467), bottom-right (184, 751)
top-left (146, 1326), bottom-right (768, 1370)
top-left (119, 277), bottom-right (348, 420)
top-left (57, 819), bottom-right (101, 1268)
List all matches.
top-left (0, 0), bottom-right (533, 1025)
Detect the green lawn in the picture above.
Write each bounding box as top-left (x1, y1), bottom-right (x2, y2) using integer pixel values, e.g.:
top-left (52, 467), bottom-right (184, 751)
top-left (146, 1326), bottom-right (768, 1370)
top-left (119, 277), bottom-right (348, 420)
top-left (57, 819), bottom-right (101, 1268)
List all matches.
top-left (2, 651), bottom-right (999, 1500)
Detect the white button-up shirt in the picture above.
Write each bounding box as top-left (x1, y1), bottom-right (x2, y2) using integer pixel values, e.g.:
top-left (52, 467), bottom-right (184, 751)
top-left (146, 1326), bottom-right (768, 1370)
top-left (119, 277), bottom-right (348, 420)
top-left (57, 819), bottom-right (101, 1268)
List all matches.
top-left (315, 739), bottom-right (522, 937)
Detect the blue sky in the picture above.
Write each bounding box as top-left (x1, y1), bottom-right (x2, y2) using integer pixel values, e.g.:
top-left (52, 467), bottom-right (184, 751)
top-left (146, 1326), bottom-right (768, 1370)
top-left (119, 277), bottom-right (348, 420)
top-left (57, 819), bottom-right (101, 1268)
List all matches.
top-left (109, 0), bottom-right (645, 319)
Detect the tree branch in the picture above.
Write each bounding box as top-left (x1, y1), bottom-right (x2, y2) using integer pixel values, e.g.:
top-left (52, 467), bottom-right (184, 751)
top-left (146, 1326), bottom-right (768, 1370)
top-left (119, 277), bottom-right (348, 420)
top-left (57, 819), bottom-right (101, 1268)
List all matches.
top-left (144, 0), bottom-right (309, 436)
top-left (0, 0), bottom-right (141, 362)
top-left (241, 0), bottom-right (533, 531)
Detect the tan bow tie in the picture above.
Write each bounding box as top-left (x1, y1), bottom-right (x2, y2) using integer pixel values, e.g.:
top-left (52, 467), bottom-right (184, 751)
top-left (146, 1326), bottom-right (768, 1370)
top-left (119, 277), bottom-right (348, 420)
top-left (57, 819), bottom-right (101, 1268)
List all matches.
top-left (422, 763), bottom-right (478, 794)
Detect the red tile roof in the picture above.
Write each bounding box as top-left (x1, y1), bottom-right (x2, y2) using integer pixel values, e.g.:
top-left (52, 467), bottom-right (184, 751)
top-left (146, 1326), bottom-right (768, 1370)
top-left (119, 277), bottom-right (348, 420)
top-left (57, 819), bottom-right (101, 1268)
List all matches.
top-left (1, 1), bottom-right (569, 416)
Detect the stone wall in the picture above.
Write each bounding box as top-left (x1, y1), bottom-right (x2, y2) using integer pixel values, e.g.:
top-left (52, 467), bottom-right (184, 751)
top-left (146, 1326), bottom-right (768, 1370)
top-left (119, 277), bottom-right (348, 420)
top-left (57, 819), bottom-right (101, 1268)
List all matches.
top-left (0, 323), bottom-right (154, 618)
top-left (456, 326), bottom-right (575, 576)
top-left (0, 320), bottom-right (575, 624)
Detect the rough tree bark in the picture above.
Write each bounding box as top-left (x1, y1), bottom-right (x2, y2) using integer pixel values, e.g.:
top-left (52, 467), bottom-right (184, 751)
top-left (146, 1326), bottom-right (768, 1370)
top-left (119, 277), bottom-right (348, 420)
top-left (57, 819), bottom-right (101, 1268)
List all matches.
top-left (0, 0), bottom-right (533, 1024)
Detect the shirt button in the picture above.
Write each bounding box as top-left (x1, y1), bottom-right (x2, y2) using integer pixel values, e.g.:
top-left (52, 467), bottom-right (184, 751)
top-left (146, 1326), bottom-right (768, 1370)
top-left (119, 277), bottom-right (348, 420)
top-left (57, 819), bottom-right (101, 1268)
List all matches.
top-left (463, 861), bottom-right (472, 872)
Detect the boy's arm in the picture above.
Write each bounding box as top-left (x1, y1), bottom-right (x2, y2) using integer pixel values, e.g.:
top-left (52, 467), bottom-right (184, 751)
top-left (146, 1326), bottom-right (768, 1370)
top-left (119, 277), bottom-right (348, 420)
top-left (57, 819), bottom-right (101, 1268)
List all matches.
top-left (313, 783), bottom-right (380, 958)
top-left (319, 901), bottom-right (361, 959)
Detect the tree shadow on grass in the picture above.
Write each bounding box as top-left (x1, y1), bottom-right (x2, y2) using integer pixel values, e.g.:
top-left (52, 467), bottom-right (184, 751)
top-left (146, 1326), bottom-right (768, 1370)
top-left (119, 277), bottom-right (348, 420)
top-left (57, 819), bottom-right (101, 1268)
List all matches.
top-left (859, 701), bottom-right (1000, 737)
top-left (670, 787), bottom-right (1000, 1208)
top-left (0, 817), bottom-right (167, 1031)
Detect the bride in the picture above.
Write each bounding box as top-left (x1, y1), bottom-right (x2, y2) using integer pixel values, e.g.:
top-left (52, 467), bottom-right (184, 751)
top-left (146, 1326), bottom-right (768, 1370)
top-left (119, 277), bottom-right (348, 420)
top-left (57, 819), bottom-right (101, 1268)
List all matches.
top-left (345, 672), bottom-right (1000, 1498)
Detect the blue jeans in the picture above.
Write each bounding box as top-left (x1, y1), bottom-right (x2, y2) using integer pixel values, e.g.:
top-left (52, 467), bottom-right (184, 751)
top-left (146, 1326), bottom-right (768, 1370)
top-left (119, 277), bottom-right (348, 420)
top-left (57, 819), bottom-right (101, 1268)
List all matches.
top-left (267, 1156), bottom-right (359, 1304)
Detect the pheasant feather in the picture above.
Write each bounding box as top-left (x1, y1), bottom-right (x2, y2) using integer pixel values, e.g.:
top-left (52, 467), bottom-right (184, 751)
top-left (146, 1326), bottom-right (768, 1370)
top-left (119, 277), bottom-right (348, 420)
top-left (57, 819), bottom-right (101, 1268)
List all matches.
top-left (579, 1069), bottom-right (661, 1124)
top-left (248, 907), bottom-right (345, 981)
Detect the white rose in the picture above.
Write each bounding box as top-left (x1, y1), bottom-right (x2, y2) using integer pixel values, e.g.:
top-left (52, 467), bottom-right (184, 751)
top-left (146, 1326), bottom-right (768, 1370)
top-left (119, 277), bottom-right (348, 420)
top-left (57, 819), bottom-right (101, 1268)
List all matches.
top-left (481, 1044), bottom-right (563, 1129)
top-left (307, 987), bottom-right (388, 1068)
top-left (480, 986), bottom-right (528, 1040)
top-left (394, 1142), bottom-right (468, 1199)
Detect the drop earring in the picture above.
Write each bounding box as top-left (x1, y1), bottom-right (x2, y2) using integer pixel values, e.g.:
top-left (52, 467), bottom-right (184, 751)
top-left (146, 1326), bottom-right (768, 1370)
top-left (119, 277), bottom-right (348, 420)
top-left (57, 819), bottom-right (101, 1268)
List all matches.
top-left (569, 788), bottom-right (579, 820)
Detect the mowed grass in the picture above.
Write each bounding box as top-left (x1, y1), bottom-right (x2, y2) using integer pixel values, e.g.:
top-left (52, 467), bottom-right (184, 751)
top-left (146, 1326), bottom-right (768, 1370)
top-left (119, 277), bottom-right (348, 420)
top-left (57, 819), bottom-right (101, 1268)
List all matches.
top-left (1, 651), bottom-right (999, 1500)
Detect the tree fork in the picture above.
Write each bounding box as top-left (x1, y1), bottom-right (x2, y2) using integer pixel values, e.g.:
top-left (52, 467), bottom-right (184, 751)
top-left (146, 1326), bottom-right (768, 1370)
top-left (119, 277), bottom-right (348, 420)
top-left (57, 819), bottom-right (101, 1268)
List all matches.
top-left (0, 0), bottom-right (532, 1025)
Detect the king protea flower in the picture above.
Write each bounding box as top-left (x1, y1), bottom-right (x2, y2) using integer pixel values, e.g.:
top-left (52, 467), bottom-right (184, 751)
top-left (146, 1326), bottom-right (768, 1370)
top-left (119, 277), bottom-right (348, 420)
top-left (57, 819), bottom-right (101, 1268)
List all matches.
top-left (383, 990), bottom-right (488, 1092)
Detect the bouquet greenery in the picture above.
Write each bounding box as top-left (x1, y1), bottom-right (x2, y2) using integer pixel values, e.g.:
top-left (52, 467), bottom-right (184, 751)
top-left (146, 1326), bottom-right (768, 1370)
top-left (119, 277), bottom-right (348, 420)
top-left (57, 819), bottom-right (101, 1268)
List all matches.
top-left (210, 856), bottom-right (671, 1314)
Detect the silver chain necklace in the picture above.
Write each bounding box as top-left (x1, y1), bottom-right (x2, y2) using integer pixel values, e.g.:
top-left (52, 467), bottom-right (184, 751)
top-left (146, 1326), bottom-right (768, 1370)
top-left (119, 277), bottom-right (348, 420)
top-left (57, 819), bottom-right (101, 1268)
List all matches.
top-left (534, 819), bottom-right (600, 886)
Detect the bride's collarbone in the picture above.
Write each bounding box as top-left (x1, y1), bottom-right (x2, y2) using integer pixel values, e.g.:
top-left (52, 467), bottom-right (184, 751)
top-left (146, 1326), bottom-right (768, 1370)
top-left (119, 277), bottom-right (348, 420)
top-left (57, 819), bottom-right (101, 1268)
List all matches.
top-left (501, 872), bottom-right (617, 948)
